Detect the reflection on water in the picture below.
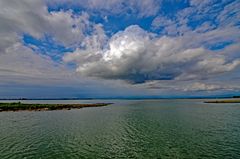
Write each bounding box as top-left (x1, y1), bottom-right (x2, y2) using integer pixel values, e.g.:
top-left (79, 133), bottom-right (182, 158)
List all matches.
top-left (0, 99), bottom-right (240, 158)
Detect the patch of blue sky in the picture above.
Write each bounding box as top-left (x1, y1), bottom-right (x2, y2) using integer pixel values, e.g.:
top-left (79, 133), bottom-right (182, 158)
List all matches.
top-left (159, 0), bottom-right (189, 17)
top-left (102, 15), bottom-right (155, 35)
top-left (208, 41), bottom-right (234, 51)
top-left (47, 2), bottom-right (83, 13)
top-left (22, 34), bottom-right (74, 61)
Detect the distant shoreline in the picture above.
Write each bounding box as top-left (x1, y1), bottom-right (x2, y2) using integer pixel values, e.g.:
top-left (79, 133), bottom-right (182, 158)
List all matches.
top-left (0, 102), bottom-right (112, 112)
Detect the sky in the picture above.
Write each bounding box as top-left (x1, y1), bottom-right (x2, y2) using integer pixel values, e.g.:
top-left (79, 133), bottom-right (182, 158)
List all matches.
top-left (0, 0), bottom-right (240, 98)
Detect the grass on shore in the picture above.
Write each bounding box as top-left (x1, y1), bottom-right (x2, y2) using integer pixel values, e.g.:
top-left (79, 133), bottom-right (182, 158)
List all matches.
top-left (0, 102), bottom-right (111, 112)
top-left (204, 99), bottom-right (240, 103)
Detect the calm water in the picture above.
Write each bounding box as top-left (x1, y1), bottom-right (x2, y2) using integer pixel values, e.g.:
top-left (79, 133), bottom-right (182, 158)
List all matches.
top-left (0, 99), bottom-right (240, 159)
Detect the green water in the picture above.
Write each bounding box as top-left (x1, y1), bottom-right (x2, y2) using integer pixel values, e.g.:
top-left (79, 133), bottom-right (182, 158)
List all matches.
top-left (0, 99), bottom-right (240, 159)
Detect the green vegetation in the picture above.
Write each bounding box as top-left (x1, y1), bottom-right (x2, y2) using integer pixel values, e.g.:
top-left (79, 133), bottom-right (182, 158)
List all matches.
top-left (0, 102), bottom-right (112, 112)
top-left (204, 99), bottom-right (240, 103)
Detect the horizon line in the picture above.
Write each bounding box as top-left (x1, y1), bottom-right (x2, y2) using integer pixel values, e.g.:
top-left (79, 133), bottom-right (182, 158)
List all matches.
top-left (1, 96), bottom-right (240, 100)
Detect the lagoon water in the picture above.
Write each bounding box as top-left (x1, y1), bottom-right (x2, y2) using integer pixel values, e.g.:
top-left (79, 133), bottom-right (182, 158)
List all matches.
top-left (0, 99), bottom-right (240, 159)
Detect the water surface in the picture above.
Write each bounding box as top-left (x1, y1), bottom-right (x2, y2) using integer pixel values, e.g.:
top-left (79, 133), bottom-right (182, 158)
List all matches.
top-left (0, 99), bottom-right (240, 158)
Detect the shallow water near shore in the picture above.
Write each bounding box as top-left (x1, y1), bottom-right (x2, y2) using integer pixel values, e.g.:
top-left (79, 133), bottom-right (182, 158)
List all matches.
top-left (0, 99), bottom-right (240, 159)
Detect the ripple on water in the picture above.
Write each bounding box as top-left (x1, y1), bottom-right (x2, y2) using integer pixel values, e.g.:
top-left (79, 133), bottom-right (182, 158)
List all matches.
top-left (0, 100), bottom-right (240, 158)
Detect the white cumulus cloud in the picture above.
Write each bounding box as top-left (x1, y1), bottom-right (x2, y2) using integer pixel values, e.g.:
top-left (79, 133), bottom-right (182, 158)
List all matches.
top-left (64, 25), bottom-right (240, 83)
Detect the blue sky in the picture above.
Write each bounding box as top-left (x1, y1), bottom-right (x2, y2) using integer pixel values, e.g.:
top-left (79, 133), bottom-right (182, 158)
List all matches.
top-left (0, 0), bottom-right (240, 98)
